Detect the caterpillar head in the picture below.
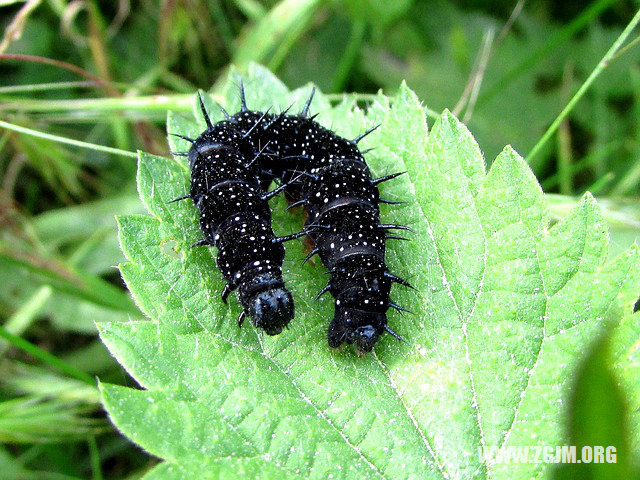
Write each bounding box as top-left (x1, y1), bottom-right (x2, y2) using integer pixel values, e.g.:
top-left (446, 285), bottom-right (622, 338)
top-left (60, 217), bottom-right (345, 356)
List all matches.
top-left (249, 288), bottom-right (294, 335)
top-left (327, 306), bottom-right (386, 354)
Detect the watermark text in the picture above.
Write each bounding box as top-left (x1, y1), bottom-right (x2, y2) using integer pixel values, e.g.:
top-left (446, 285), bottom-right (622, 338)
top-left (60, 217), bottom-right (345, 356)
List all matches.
top-left (478, 445), bottom-right (617, 464)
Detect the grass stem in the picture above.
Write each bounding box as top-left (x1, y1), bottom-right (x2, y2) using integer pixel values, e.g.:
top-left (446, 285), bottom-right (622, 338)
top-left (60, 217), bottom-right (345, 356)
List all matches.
top-left (527, 8), bottom-right (640, 163)
top-left (0, 119), bottom-right (137, 158)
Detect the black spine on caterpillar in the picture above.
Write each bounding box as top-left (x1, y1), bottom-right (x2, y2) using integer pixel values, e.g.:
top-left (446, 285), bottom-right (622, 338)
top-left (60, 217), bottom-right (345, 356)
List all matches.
top-left (173, 95), bottom-right (294, 335)
top-left (297, 128), bottom-right (411, 353)
top-left (231, 88), bottom-right (412, 353)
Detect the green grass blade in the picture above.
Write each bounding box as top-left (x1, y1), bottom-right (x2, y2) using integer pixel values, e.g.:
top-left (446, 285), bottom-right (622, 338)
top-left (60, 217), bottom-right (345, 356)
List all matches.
top-left (0, 327), bottom-right (95, 386)
top-left (0, 120), bottom-right (137, 158)
top-left (527, 8), bottom-right (640, 162)
top-left (0, 246), bottom-right (138, 314)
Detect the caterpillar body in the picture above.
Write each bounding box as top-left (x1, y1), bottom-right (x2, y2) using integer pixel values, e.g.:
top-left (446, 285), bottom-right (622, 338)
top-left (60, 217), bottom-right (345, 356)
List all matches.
top-left (172, 96), bottom-right (296, 336)
top-left (173, 87), bottom-right (412, 353)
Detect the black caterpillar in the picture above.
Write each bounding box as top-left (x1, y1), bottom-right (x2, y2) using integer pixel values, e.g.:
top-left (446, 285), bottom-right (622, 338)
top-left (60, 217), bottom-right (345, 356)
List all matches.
top-left (171, 95), bottom-right (298, 336)
top-left (172, 86), bottom-right (412, 353)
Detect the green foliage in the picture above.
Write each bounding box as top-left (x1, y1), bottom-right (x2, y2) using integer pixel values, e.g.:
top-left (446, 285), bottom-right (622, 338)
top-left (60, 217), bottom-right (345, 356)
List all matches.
top-left (1, 1), bottom-right (639, 478)
top-left (554, 321), bottom-right (638, 479)
top-left (360, 0), bottom-right (640, 179)
top-left (100, 66), bottom-right (640, 479)
top-left (0, 396), bottom-right (104, 444)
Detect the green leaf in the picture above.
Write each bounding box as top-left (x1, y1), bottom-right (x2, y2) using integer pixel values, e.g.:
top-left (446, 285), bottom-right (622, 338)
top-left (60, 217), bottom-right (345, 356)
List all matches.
top-left (100, 65), bottom-right (640, 479)
top-left (611, 312), bottom-right (640, 454)
top-left (554, 321), bottom-right (634, 480)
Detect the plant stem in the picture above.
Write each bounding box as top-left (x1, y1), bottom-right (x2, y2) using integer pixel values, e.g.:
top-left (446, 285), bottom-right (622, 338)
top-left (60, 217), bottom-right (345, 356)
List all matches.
top-left (0, 81), bottom-right (107, 94)
top-left (0, 119), bottom-right (137, 158)
top-left (541, 140), bottom-right (620, 190)
top-left (527, 8), bottom-right (640, 163)
top-left (330, 19), bottom-right (366, 92)
top-left (476, 0), bottom-right (618, 109)
top-left (88, 436), bottom-right (104, 480)
top-left (557, 60), bottom-right (575, 195)
top-left (0, 94), bottom-right (194, 113)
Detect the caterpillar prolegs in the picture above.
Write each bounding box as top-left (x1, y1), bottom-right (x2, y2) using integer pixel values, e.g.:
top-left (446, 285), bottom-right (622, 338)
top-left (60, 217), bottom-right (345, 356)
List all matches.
top-left (172, 86), bottom-right (412, 353)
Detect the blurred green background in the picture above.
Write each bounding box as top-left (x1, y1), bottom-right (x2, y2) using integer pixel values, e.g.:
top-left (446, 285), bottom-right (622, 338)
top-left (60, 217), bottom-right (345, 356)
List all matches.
top-left (1, 0), bottom-right (639, 478)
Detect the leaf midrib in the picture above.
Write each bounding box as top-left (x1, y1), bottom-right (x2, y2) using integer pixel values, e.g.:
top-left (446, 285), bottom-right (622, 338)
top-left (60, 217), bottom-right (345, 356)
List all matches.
top-left (255, 334), bottom-right (389, 480)
top-left (487, 168), bottom-right (550, 475)
top-left (124, 210), bottom-right (392, 479)
top-left (372, 352), bottom-right (449, 480)
top-left (139, 146), bottom-right (445, 479)
top-left (398, 126), bottom-right (489, 479)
